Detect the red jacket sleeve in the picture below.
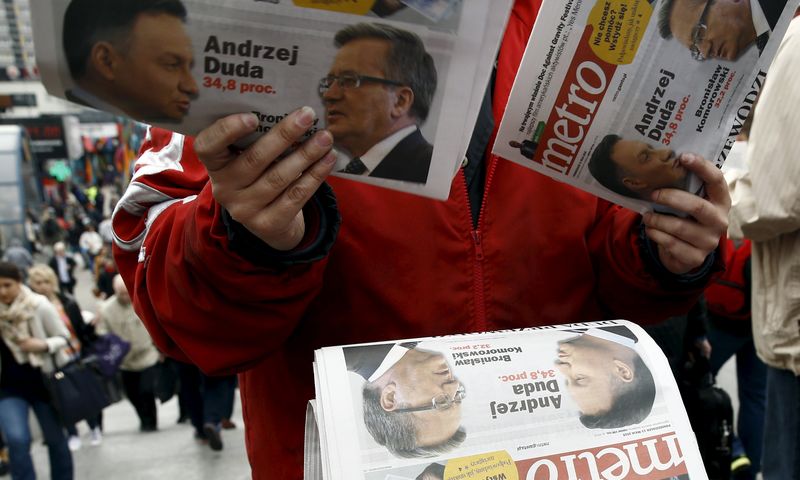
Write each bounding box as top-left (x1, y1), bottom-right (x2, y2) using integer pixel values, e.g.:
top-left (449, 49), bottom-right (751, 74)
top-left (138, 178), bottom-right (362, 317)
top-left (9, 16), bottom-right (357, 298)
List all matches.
top-left (112, 128), bottom-right (328, 375)
top-left (587, 200), bottom-right (719, 323)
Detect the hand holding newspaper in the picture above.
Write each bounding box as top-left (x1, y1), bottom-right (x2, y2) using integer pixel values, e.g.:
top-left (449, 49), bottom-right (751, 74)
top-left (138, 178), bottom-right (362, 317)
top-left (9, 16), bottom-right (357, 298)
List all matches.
top-left (29, 0), bottom-right (511, 201)
top-left (307, 320), bottom-right (709, 480)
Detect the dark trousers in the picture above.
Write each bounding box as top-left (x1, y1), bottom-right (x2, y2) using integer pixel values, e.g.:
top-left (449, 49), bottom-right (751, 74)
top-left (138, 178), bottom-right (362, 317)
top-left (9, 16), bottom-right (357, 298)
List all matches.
top-left (761, 367), bottom-right (800, 480)
top-left (120, 366), bottom-right (158, 430)
top-left (58, 281), bottom-right (74, 296)
top-left (708, 326), bottom-right (767, 473)
top-left (176, 363), bottom-right (236, 434)
top-left (65, 412), bottom-right (103, 436)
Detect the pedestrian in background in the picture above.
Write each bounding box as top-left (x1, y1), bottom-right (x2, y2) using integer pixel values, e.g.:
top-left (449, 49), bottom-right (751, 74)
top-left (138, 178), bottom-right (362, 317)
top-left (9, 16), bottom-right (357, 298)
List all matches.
top-left (1, 240), bottom-right (32, 284)
top-left (728, 16), bottom-right (800, 480)
top-left (0, 262), bottom-right (74, 480)
top-left (48, 242), bottom-right (77, 296)
top-left (97, 275), bottom-right (159, 432)
top-left (78, 224), bottom-right (103, 273)
top-left (175, 362), bottom-right (237, 451)
top-left (28, 264), bottom-right (104, 450)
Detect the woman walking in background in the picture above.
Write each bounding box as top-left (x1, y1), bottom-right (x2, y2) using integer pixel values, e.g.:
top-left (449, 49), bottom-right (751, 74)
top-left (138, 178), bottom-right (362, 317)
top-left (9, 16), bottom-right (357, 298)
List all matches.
top-left (0, 262), bottom-right (73, 480)
top-left (28, 264), bottom-right (103, 451)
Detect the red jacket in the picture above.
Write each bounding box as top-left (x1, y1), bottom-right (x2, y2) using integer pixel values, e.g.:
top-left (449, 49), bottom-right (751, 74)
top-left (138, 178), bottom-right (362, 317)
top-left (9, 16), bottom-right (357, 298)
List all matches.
top-left (113, 2), bottom-right (711, 477)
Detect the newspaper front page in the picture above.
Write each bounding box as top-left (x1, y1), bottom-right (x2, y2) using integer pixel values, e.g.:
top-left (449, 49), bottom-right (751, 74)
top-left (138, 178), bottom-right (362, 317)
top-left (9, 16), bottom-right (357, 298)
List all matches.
top-left (493, 0), bottom-right (799, 213)
top-left (29, 0), bottom-right (512, 200)
top-left (308, 320), bottom-right (708, 480)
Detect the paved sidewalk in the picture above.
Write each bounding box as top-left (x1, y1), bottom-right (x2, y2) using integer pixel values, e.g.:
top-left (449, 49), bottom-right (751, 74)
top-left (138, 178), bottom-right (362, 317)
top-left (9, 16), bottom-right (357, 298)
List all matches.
top-left (32, 394), bottom-right (251, 479)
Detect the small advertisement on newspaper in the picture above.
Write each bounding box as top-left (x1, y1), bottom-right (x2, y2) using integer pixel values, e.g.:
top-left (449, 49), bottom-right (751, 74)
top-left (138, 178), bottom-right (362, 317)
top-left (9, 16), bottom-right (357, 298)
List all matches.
top-left (309, 320), bottom-right (708, 479)
top-left (493, 0), bottom-right (798, 213)
top-left (29, 0), bottom-right (511, 200)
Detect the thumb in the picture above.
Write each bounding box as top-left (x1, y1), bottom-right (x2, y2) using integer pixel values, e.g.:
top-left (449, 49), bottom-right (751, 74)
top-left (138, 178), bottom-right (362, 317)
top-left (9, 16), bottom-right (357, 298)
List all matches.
top-left (194, 113), bottom-right (259, 173)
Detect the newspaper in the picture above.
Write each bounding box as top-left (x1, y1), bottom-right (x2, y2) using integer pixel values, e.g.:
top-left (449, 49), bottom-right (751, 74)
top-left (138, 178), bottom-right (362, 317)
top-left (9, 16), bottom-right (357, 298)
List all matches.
top-left (28, 0), bottom-right (513, 200)
top-left (493, 0), bottom-right (799, 213)
top-left (307, 320), bottom-right (708, 480)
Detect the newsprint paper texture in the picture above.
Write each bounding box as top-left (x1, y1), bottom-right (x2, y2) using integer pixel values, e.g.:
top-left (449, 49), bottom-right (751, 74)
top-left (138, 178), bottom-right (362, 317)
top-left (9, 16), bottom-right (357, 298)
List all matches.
top-left (29, 0), bottom-right (512, 200)
top-left (493, 0), bottom-right (799, 213)
top-left (307, 320), bottom-right (709, 480)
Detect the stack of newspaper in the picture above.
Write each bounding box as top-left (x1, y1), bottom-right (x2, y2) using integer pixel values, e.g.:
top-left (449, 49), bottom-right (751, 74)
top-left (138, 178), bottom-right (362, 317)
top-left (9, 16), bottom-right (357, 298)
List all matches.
top-left (307, 320), bottom-right (708, 479)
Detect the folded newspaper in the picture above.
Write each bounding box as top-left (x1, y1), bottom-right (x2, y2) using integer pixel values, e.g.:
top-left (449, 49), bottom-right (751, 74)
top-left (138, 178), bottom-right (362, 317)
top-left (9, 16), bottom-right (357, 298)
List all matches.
top-left (306, 320), bottom-right (707, 480)
top-left (29, 0), bottom-right (512, 200)
top-left (493, 0), bottom-right (798, 213)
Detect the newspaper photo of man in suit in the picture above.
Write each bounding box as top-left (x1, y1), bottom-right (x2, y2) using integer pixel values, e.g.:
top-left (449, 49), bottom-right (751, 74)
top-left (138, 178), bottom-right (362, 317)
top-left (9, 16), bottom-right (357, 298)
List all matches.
top-left (344, 342), bottom-right (466, 458)
top-left (319, 23), bottom-right (437, 184)
top-left (588, 134), bottom-right (690, 201)
top-left (555, 327), bottom-right (656, 429)
top-left (62, 0), bottom-right (198, 123)
top-left (658, 0), bottom-right (789, 61)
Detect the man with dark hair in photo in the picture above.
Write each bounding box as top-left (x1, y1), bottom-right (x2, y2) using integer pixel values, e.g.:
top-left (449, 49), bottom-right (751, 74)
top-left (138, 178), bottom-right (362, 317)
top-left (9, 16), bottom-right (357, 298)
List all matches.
top-left (658, 0), bottom-right (788, 61)
top-left (588, 134), bottom-right (691, 201)
top-left (555, 331), bottom-right (656, 429)
top-left (320, 23), bottom-right (437, 183)
top-left (62, 0), bottom-right (198, 122)
top-left (345, 343), bottom-right (465, 458)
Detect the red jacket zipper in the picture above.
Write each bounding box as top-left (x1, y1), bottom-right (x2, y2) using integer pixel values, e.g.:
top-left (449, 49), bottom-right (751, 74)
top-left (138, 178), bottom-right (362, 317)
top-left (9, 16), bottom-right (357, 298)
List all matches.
top-left (463, 154), bottom-right (500, 332)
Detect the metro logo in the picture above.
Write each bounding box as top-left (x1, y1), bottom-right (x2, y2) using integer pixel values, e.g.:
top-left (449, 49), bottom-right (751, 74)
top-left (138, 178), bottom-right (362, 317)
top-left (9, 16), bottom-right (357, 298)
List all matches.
top-left (516, 432), bottom-right (687, 480)
top-left (534, 28), bottom-right (617, 175)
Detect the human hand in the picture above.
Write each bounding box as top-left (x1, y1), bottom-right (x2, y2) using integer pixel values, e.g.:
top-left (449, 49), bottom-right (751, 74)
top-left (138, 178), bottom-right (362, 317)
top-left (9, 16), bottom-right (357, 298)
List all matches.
top-left (194, 108), bottom-right (337, 251)
top-left (17, 337), bottom-right (48, 353)
top-left (643, 153), bottom-right (730, 274)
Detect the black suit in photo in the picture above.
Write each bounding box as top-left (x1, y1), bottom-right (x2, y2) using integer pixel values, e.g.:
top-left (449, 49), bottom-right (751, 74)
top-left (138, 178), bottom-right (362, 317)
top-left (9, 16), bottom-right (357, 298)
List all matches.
top-left (369, 129), bottom-right (433, 184)
top-left (344, 342), bottom-right (419, 381)
top-left (760, 0), bottom-right (787, 31)
top-left (755, 0), bottom-right (789, 55)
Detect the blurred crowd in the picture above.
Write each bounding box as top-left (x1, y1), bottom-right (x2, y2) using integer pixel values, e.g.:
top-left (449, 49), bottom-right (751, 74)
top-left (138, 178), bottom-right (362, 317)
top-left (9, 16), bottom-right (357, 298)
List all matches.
top-left (0, 188), bottom-right (239, 480)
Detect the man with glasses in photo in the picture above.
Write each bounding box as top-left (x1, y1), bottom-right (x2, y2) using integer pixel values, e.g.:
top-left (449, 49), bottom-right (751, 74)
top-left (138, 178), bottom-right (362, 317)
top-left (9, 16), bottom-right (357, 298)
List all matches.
top-left (657, 0), bottom-right (788, 61)
top-left (344, 342), bottom-right (466, 457)
top-left (319, 23), bottom-right (437, 184)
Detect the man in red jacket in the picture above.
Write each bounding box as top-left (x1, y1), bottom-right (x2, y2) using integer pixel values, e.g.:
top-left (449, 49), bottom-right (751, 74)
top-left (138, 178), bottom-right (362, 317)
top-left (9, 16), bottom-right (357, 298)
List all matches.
top-left (112, 2), bottom-right (730, 478)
